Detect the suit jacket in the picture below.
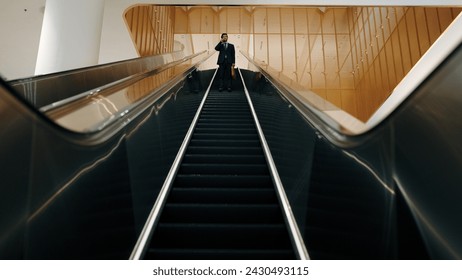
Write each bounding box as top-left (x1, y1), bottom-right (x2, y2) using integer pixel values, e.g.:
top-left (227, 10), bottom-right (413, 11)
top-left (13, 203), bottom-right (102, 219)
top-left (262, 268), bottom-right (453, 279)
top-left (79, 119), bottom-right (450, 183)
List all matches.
top-left (215, 42), bottom-right (235, 65)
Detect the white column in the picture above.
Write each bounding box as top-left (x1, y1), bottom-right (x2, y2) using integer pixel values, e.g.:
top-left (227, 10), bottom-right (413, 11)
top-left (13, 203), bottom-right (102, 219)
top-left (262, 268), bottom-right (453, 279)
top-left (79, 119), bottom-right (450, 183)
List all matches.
top-left (35, 0), bottom-right (105, 75)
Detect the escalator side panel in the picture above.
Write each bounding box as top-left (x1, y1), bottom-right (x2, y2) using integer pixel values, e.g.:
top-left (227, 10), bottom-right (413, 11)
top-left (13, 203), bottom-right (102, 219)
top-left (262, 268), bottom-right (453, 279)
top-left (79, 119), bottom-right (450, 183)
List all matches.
top-left (0, 74), bottom-right (205, 259)
top-left (26, 137), bottom-right (136, 259)
top-left (0, 83), bottom-right (34, 259)
top-left (242, 69), bottom-right (396, 259)
top-left (392, 44), bottom-right (462, 259)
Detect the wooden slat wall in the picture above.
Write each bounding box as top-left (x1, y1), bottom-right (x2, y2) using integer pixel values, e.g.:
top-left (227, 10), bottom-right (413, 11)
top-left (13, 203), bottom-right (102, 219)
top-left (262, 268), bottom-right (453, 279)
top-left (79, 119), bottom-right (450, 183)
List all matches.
top-left (125, 5), bottom-right (461, 122)
top-left (124, 5), bottom-right (175, 56)
top-left (352, 7), bottom-right (461, 121)
top-left (251, 8), bottom-right (357, 116)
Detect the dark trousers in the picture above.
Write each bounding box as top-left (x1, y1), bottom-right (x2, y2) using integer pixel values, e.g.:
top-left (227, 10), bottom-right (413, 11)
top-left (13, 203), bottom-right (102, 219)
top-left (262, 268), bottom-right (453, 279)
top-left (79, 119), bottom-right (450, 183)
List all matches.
top-left (217, 62), bottom-right (232, 89)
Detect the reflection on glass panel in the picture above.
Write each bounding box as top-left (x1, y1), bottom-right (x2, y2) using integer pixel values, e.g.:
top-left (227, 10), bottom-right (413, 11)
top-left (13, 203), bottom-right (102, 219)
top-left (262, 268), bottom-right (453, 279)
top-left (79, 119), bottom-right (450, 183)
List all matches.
top-left (48, 67), bottom-right (181, 132)
top-left (43, 52), bottom-right (210, 133)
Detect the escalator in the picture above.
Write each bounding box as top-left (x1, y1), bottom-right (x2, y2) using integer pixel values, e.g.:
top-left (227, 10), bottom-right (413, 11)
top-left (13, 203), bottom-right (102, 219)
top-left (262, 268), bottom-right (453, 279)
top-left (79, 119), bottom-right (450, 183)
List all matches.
top-left (2, 35), bottom-right (462, 260)
top-left (142, 71), bottom-right (297, 260)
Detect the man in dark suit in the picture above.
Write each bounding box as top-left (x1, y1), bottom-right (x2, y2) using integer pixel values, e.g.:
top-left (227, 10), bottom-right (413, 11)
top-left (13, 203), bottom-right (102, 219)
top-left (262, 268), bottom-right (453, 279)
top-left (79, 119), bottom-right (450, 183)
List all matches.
top-left (215, 33), bottom-right (235, 92)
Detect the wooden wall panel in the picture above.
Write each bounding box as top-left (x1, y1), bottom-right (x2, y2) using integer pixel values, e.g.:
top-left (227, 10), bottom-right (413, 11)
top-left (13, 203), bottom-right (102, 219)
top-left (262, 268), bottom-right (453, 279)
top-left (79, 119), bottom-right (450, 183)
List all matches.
top-left (426, 9), bottom-right (441, 43)
top-left (415, 8), bottom-right (431, 55)
top-left (322, 9), bottom-right (335, 34)
top-left (352, 7), bottom-right (459, 121)
top-left (253, 34), bottom-right (268, 64)
top-left (281, 9), bottom-right (295, 34)
top-left (267, 8), bottom-right (281, 34)
top-left (405, 10), bottom-right (421, 65)
top-left (452, 8), bottom-right (462, 18)
top-left (307, 9), bottom-right (322, 34)
top-left (226, 8), bottom-right (241, 34)
top-left (253, 8), bottom-right (267, 34)
top-left (378, 51), bottom-right (389, 92)
top-left (438, 8), bottom-right (454, 30)
top-left (200, 8), bottom-right (215, 34)
top-left (240, 9), bottom-right (252, 34)
top-left (188, 9), bottom-right (201, 34)
top-left (310, 33), bottom-right (325, 90)
top-left (326, 89), bottom-right (342, 109)
top-left (341, 89), bottom-right (357, 117)
top-left (282, 34), bottom-right (297, 80)
top-left (124, 5), bottom-right (175, 57)
top-left (268, 34), bottom-right (282, 71)
top-left (294, 9), bottom-right (308, 34)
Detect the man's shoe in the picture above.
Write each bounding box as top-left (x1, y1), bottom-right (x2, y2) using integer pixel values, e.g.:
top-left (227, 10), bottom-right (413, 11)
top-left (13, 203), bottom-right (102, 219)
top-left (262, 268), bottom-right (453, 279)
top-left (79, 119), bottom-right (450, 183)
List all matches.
top-left (219, 88), bottom-right (223, 92)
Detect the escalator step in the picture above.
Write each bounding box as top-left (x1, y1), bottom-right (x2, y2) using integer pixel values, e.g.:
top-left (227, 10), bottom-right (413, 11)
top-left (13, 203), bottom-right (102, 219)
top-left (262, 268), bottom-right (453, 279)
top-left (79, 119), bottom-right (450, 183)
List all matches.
top-left (198, 119), bottom-right (253, 124)
top-left (194, 127), bottom-right (256, 134)
top-left (179, 163), bottom-right (269, 175)
top-left (192, 133), bottom-right (258, 140)
top-left (195, 123), bottom-right (255, 129)
top-left (160, 203), bottom-right (283, 223)
top-left (189, 139), bottom-right (260, 147)
top-left (199, 113), bottom-right (252, 119)
top-left (151, 223), bottom-right (292, 249)
top-left (146, 248), bottom-right (294, 260)
top-left (182, 154), bottom-right (266, 164)
top-left (186, 146), bottom-right (262, 155)
top-left (169, 187), bottom-right (277, 204)
top-left (174, 174), bottom-right (273, 188)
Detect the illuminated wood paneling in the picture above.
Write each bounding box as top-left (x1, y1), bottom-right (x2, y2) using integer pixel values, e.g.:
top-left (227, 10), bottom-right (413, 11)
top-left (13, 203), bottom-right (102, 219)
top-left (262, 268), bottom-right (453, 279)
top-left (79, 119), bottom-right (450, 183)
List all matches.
top-left (125, 5), bottom-right (460, 122)
top-left (352, 7), bottom-right (460, 121)
top-left (124, 5), bottom-right (175, 56)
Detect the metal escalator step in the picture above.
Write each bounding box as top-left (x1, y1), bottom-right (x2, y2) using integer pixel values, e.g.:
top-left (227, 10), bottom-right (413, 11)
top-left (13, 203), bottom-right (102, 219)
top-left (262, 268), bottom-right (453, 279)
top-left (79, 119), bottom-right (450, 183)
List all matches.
top-left (151, 223), bottom-right (293, 249)
top-left (189, 139), bottom-right (260, 147)
top-left (192, 132), bottom-right (259, 140)
top-left (146, 248), bottom-right (294, 260)
top-left (179, 163), bottom-right (269, 175)
top-left (182, 154), bottom-right (266, 164)
top-left (174, 174), bottom-right (273, 188)
top-left (195, 123), bottom-right (255, 129)
top-left (186, 146), bottom-right (262, 155)
top-left (160, 203), bottom-right (283, 223)
top-left (194, 127), bottom-right (256, 134)
top-left (169, 187), bottom-right (277, 204)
